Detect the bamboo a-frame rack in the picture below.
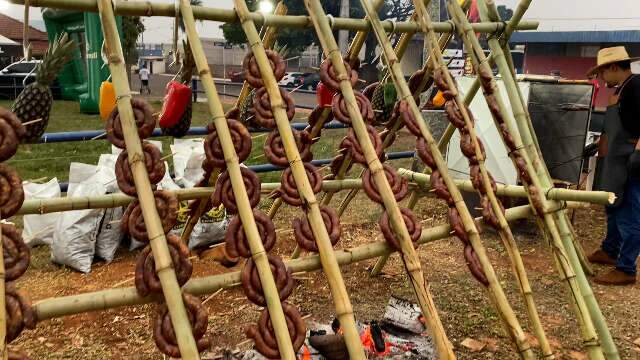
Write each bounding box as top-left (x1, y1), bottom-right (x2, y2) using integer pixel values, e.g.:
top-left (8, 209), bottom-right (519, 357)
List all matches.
top-left (3, 0), bottom-right (620, 358)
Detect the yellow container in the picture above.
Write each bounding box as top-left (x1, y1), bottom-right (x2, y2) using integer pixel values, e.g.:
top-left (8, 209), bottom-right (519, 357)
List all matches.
top-left (433, 90), bottom-right (446, 108)
top-left (99, 81), bottom-right (117, 121)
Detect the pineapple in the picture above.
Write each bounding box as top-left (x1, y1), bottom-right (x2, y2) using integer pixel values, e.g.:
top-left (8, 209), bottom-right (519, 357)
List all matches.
top-left (12, 33), bottom-right (76, 142)
top-left (238, 88), bottom-right (256, 126)
top-left (162, 40), bottom-right (195, 138)
top-left (371, 81), bottom-right (396, 125)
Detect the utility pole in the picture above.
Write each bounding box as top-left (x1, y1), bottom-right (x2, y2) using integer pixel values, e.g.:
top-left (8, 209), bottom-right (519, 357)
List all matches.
top-left (338, 0), bottom-right (349, 53)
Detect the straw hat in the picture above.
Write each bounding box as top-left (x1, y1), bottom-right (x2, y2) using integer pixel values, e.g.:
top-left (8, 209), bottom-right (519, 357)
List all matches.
top-left (587, 46), bottom-right (639, 76)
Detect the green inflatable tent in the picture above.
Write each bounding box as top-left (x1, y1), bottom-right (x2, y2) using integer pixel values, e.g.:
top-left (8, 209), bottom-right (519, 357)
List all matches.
top-left (42, 9), bottom-right (122, 114)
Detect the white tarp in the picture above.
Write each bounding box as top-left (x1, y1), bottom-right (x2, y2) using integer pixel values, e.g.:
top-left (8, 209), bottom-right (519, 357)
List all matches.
top-left (446, 76), bottom-right (531, 186)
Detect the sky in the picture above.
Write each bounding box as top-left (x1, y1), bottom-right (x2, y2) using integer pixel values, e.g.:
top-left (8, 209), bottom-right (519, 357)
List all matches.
top-left (1, 0), bottom-right (639, 44)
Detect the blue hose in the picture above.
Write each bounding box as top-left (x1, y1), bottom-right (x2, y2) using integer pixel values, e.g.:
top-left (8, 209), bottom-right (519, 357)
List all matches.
top-left (57, 150), bottom-right (415, 192)
top-left (37, 121), bottom-right (349, 144)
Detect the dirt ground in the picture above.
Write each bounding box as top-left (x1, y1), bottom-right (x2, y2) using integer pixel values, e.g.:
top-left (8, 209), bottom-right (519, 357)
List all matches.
top-left (8, 190), bottom-right (640, 360)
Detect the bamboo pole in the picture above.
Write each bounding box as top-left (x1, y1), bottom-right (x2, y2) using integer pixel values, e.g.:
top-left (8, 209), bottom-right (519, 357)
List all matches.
top-left (470, 3), bottom-right (603, 356)
top-left (334, 15), bottom-right (457, 219)
top-left (179, 1), bottom-right (297, 358)
top-left (486, 0), bottom-right (595, 278)
top-left (305, 1), bottom-right (456, 358)
top-left (31, 200), bottom-right (583, 322)
top-left (181, 2), bottom-right (286, 244)
top-left (387, 0), bottom-right (535, 357)
top-left (97, 0), bottom-right (200, 357)
top-left (483, 0), bottom-right (595, 277)
top-left (267, 0), bottom-right (386, 224)
top-left (463, 1), bottom-right (606, 358)
top-left (369, 23), bottom-right (460, 277)
top-left (480, 1), bottom-right (617, 358)
top-left (430, 0), bottom-right (530, 159)
top-left (446, 2), bottom-right (551, 356)
top-left (319, 12), bottom-right (417, 211)
top-left (334, 13), bottom-right (458, 274)
top-left (13, 176), bottom-right (608, 216)
top-left (231, 0), bottom-right (365, 358)
top-left (7, 0), bottom-right (538, 33)
top-left (402, 169), bottom-right (613, 205)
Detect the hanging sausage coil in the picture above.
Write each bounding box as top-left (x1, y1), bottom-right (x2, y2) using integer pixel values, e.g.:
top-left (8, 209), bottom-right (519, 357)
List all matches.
top-left (476, 68), bottom-right (545, 216)
top-left (325, 64), bottom-right (435, 186)
top-left (318, 59), bottom-right (422, 253)
top-left (324, 58), bottom-right (376, 175)
top-left (406, 69), bottom-right (491, 286)
top-left (214, 50), bottom-right (306, 359)
top-left (0, 107), bottom-right (34, 359)
top-left (108, 99), bottom-right (210, 357)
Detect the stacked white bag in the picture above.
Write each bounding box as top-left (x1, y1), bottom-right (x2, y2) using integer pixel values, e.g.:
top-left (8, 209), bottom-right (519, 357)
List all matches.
top-left (95, 154), bottom-right (125, 262)
top-left (50, 163), bottom-right (109, 273)
top-left (169, 138), bottom-right (228, 250)
top-left (22, 178), bottom-right (61, 247)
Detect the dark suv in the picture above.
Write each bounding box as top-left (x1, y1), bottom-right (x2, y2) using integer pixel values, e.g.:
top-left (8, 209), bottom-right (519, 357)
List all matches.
top-left (297, 72), bottom-right (320, 91)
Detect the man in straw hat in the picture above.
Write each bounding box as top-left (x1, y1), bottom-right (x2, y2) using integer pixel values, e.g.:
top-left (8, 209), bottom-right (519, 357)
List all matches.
top-left (587, 46), bottom-right (640, 285)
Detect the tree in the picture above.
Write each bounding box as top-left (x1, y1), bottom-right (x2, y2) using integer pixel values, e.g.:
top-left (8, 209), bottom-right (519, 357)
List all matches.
top-left (221, 0), bottom-right (325, 54)
top-left (497, 5), bottom-right (513, 21)
top-left (220, 0), bottom-right (412, 62)
top-left (122, 16), bottom-right (145, 84)
top-left (179, 0), bottom-right (203, 31)
top-left (351, 0), bottom-right (414, 66)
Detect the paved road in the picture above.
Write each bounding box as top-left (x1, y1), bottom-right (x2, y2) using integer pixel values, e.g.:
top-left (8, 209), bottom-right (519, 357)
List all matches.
top-left (130, 74), bottom-right (318, 109)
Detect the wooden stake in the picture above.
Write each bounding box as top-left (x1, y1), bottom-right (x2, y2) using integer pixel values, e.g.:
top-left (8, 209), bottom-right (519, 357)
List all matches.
top-left (21, 118), bottom-right (43, 126)
top-left (96, 0), bottom-right (201, 357)
top-left (180, 168), bottom-right (220, 243)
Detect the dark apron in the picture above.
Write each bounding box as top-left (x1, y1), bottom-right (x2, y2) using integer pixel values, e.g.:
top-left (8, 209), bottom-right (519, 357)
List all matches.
top-left (599, 102), bottom-right (636, 207)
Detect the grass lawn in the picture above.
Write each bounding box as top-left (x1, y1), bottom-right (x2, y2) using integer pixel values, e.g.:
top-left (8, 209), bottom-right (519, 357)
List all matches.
top-left (0, 99), bottom-right (416, 185)
top-left (0, 96), bottom-right (415, 223)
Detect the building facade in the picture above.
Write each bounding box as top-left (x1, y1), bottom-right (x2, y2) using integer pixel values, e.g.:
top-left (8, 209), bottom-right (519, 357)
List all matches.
top-left (510, 30), bottom-right (640, 107)
top-left (0, 13), bottom-right (49, 67)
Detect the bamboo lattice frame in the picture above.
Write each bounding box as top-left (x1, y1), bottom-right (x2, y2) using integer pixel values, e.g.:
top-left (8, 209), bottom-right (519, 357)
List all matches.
top-left (1, 0), bottom-right (619, 358)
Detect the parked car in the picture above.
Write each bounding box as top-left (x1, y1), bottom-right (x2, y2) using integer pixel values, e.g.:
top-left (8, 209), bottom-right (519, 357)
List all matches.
top-left (0, 60), bottom-right (61, 99)
top-left (297, 72), bottom-right (320, 91)
top-left (278, 72), bottom-right (304, 87)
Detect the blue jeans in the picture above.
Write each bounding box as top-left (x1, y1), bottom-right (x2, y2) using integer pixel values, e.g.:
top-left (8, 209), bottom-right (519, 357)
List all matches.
top-left (602, 178), bottom-right (640, 275)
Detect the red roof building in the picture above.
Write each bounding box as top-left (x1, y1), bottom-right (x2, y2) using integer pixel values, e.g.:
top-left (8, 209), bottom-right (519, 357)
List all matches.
top-left (0, 13), bottom-right (49, 56)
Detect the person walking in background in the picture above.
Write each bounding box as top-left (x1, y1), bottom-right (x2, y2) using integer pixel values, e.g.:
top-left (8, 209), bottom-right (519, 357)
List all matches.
top-left (139, 65), bottom-right (151, 95)
top-left (587, 46), bottom-right (640, 285)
